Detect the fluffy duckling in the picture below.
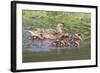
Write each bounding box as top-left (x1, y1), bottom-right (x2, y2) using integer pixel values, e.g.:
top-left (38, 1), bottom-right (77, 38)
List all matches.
top-left (74, 33), bottom-right (82, 47)
top-left (52, 39), bottom-right (66, 47)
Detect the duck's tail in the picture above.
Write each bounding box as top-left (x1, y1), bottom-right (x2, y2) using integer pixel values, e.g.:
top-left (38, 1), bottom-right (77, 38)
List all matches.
top-left (28, 30), bottom-right (34, 36)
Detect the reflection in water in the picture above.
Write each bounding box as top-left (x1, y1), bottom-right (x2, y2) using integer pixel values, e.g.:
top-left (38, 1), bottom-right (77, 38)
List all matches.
top-left (24, 39), bottom-right (76, 52)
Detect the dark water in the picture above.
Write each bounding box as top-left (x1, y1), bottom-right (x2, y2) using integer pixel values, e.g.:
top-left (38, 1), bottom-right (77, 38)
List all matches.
top-left (24, 39), bottom-right (72, 52)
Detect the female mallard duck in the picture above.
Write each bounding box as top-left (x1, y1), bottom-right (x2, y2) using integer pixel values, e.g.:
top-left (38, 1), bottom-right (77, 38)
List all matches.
top-left (28, 22), bottom-right (66, 40)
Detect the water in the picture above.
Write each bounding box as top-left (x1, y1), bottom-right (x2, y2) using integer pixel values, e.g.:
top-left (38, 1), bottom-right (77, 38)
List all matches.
top-left (23, 39), bottom-right (77, 52)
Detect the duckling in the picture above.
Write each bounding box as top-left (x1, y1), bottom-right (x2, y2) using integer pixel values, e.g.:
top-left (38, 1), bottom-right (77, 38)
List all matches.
top-left (74, 33), bottom-right (82, 47)
top-left (60, 34), bottom-right (69, 40)
top-left (60, 40), bottom-right (66, 46)
top-left (53, 39), bottom-right (67, 47)
top-left (52, 39), bottom-right (60, 47)
top-left (75, 41), bottom-right (80, 47)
